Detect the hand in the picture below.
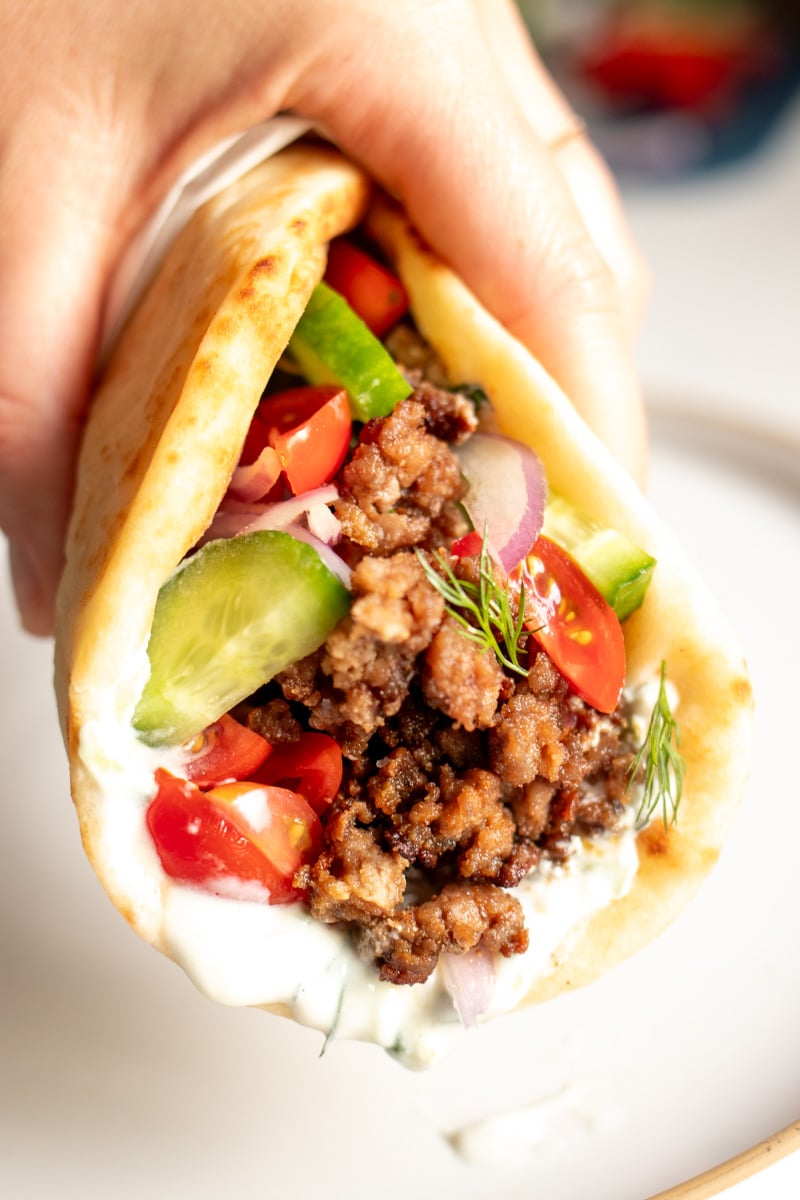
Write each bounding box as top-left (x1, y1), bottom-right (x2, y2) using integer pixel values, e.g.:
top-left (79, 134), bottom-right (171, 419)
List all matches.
top-left (0, 0), bottom-right (648, 635)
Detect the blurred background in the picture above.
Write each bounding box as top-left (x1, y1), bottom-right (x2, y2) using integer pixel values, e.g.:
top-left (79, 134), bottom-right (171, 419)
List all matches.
top-left (522, 0), bottom-right (800, 177)
top-left (519, 0), bottom-right (800, 440)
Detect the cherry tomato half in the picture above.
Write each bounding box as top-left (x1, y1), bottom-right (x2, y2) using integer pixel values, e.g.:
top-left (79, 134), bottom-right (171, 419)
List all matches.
top-left (147, 770), bottom-right (321, 904)
top-left (251, 732), bottom-right (343, 815)
top-left (324, 239), bottom-right (409, 338)
top-left (252, 385), bottom-right (351, 496)
top-left (180, 714), bottom-right (272, 788)
top-left (450, 530), bottom-right (484, 558)
top-left (510, 535), bottom-right (626, 714)
top-left (211, 781), bottom-right (322, 889)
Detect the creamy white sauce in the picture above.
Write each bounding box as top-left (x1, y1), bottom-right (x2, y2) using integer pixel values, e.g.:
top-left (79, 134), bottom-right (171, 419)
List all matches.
top-left (446, 1082), bottom-right (622, 1165)
top-left (79, 691), bottom-right (646, 1070)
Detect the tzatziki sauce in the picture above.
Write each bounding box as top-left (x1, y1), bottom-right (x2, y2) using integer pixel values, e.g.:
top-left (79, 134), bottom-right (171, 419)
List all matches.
top-left (80, 689), bottom-right (644, 1069)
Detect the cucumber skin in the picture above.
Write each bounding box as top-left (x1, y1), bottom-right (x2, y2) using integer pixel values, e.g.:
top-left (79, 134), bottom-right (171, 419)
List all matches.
top-left (542, 494), bottom-right (656, 621)
top-left (133, 531), bottom-right (350, 747)
top-left (289, 283), bottom-right (412, 422)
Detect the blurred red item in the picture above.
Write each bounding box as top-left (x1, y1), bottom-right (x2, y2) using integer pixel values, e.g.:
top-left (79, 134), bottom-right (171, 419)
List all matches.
top-left (578, 5), bottom-right (778, 113)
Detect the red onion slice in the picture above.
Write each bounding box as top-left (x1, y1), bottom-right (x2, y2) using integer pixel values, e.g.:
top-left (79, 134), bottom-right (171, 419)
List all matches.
top-left (456, 433), bottom-right (546, 574)
top-left (244, 485), bottom-right (340, 533)
top-left (441, 946), bottom-right (496, 1027)
top-left (306, 501), bottom-right (342, 545)
top-left (228, 446), bottom-right (282, 503)
top-left (284, 522), bottom-right (352, 589)
top-left (199, 485), bottom-right (340, 547)
top-left (198, 511), bottom-right (255, 544)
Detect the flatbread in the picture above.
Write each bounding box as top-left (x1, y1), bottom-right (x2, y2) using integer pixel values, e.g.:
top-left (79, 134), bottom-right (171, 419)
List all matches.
top-left (55, 143), bottom-right (752, 1036)
top-left (367, 195), bottom-right (753, 1003)
top-left (55, 142), bottom-right (371, 934)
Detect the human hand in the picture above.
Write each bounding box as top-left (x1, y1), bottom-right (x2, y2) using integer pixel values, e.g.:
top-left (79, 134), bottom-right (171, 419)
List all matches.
top-left (0, 0), bottom-right (648, 635)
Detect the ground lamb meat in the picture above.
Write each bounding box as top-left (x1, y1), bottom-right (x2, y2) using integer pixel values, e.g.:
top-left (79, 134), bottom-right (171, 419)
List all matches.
top-left (356, 882), bottom-right (529, 986)
top-left (298, 800), bottom-right (408, 925)
top-left (413, 380), bottom-right (479, 445)
top-left (489, 675), bottom-right (574, 786)
top-left (247, 367), bottom-right (639, 986)
top-left (278, 552), bottom-right (445, 746)
top-left (334, 395), bottom-right (468, 554)
top-left (421, 615), bottom-right (507, 732)
top-left (245, 697), bottom-right (303, 744)
top-left (384, 322), bottom-right (452, 388)
top-left (371, 753), bottom-right (515, 880)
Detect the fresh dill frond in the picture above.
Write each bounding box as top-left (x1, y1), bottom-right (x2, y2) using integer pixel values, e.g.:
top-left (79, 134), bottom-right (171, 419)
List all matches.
top-left (416, 535), bottom-right (528, 675)
top-left (628, 661), bottom-right (686, 829)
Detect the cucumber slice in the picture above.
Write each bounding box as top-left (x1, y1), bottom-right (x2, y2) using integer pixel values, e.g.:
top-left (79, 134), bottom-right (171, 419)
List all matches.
top-left (133, 531), bottom-right (350, 747)
top-left (288, 282), bottom-right (412, 421)
top-left (543, 493), bottom-right (655, 621)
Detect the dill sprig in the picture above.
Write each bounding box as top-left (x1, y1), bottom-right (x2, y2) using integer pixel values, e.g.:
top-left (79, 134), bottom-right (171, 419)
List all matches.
top-left (416, 535), bottom-right (528, 675)
top-left (628, 661), bottom-right (686, 829)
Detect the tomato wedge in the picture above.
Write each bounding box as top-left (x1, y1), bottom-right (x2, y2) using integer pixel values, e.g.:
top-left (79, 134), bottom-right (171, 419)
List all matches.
top-left (211, 781), bottom-right (322, 889)
top-left (251, 732), bottom-right (342, 815)
top-left (147, 770), bottom-right (321, 904)
top-left (510, 535), bottom-right (626, 714)
top-left (324, 239), bottom-right (409, 338)
top-left (181, 714), bottom-right (272, 788)
top-left (450, 530), bottom-right (483, 558)
top-left (250, 385), bottom-right (351, 495)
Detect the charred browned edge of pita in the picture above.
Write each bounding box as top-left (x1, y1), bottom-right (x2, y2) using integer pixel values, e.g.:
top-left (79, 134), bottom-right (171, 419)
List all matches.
top-left (54, 143), bottom-right (370, 934)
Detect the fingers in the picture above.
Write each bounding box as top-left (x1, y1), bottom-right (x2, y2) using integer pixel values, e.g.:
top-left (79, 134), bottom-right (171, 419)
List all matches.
top-left (473, 0), bottom-right (650, 340)
top-left (291, 0), bottom-right (647, 481)
top-left (0, 0), bottom-right (650, 637)
top-left (0, 110), bottom-right (122, 633)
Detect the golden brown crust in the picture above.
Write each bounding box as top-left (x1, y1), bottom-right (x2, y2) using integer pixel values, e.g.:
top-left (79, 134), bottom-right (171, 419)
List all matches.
top-left (55, 143), bottom-right (371, 936)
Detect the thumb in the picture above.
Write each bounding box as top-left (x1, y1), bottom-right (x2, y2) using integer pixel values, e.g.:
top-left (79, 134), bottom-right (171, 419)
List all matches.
top-left (0, 121), bottom-right (120, 634)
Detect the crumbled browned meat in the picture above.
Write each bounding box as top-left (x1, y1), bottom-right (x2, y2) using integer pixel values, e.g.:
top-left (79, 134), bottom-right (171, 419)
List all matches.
top-left (421, 615), bottom-right (506, 731)
top-left (511, 778), bottom-right (555, 842)
top-left (436, 765), bottom-right (516, 879)
top-left (245, 698), bottom-right (303, 743)
top-left (489, 676), bottom-right (573, 786)
top-left (372, 754), bottom-right (515, 880)
top-left (384, 322), bottom-right (452, 387)
top-left (356, 882), bottom-right (529, 985)
top-left (414, 380), bottom-right (479, 444)
top-left (278, 553), bottom-right (445, 747)
top-left (246, 349), bottom-right (640, 988)
top-left (299, 800), bottom-right (408, 924)
top-left (334, 396), bottom-right (467, 554)
top-left (275, 653), bottom-right (321, 708)
top-left (433, 724), bottom-right (485, 771)
top-left (368, 745), bottom-right (433, 817)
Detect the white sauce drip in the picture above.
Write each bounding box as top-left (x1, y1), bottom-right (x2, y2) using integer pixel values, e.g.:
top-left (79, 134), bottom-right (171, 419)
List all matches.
top-left (79, 688), bottom-right (646, 1069)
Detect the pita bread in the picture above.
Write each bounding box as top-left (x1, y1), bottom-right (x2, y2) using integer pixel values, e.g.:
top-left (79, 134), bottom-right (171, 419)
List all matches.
top-left (55, 144), bottom-right (752, 1049)
top-left (55, 142), bottom-right (371, 938)
top-left (367, 195), bottom-right (753, 1003)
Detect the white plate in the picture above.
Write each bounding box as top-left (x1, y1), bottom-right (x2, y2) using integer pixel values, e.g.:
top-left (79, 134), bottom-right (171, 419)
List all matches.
top-left (1, 407), bottom-right (798, 1199)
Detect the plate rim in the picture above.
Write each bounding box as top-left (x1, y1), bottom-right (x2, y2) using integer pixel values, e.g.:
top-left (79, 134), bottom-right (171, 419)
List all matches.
top-left (645, 401), bottom-right (799, 1197)
top-left (645, 1119), bottom-right (800, 1199)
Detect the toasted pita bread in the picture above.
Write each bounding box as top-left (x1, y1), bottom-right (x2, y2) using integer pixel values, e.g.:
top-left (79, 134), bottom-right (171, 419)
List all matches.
top-left (55, 143), bottom-right (752, 1049)
top-left (55, 142), bottom-right (371, 939)
top-left (367, 195), bottom-right (752, 1003)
